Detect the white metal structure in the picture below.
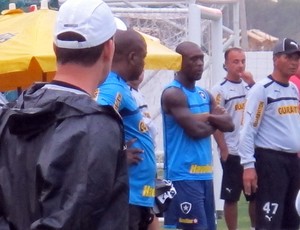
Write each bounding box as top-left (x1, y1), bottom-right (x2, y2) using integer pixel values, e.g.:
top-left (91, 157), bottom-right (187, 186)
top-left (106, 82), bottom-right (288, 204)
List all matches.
top-left (105, 0), bottom-right (245, 94)
top-left (105, 0), bottom-right (242, 49)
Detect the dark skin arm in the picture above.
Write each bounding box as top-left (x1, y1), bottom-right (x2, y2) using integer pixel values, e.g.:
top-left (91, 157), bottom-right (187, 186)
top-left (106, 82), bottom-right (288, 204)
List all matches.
top-left (207, 92), bottom-right (234, 132)
top-left (125, 138), bottom-right (143, 165)
top-left (162, 87), bottom-right (216, 139)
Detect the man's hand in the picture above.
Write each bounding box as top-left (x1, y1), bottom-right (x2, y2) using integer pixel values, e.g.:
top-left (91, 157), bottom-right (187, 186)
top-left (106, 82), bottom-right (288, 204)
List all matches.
top-left (125, 138), bottom-right (144, 165)
top-left (211, 105), bottom-right (226, 115)
top-left (243, 168), bottom-right (257, 195)
top-left (240, 71), bottom-right (255, 86)
top-left (220, 149), bottom-right (229, 162)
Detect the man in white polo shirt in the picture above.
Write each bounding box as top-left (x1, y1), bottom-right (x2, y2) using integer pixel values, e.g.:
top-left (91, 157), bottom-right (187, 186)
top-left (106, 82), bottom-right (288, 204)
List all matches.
top-left (239, 38), bottom-right (300, 230)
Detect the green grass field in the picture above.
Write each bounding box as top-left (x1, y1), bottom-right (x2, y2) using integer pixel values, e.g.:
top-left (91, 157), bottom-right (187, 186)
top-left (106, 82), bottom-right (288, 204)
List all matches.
top-left (217, 197), bottom-right (251, 230)
top-left (159, 197), bottom-right (251, 230)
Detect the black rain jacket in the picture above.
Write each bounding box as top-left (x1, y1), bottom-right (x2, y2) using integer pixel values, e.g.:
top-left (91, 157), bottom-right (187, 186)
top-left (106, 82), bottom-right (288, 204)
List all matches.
top-left (0, 83), bottom-right (128, 230)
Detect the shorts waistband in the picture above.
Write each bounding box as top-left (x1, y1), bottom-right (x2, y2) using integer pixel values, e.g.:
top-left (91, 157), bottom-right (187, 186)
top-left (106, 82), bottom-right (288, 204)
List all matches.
top-left (255, 147), bottom-right (297, 156)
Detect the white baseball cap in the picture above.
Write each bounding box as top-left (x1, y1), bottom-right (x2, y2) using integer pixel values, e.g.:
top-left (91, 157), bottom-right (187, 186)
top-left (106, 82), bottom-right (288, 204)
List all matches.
top-left (54, 0), bottom-right (116, 49)
top-left (114, 17), bottom-right (127, 31)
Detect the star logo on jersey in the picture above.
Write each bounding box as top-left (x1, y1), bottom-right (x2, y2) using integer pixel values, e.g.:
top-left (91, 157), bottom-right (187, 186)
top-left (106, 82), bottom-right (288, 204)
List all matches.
top-left (198, 90), bottom-right (206, 100)
top-left (180, 202), bottom-right (192, 214)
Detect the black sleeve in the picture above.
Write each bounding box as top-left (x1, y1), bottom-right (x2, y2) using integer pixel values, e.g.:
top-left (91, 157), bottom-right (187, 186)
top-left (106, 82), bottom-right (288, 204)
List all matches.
top-left (31, 114), bottom-right (128, 230)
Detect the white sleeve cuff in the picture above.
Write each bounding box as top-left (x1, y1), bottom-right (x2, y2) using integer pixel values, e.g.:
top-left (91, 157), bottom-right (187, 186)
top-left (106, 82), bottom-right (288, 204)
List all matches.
top-left (243, 162), bottom-right (255, 169)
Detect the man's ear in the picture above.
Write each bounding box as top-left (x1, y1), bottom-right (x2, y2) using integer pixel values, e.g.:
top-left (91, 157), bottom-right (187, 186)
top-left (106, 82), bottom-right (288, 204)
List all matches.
top-left (273, 54), bottom-right (279, 62)
top-left (102, 39), bottom-right (115, 63)
top-left (127, 51), bottom-right (136, 66)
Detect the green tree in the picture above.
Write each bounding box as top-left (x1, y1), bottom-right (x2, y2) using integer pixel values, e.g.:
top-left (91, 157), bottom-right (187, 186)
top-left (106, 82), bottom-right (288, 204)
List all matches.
top-left (49, 0), bottom-right (58, 10)
top-left (0, 0), bottom-right (9, 12)
top-left (246, 0), bottom-right (300, 41)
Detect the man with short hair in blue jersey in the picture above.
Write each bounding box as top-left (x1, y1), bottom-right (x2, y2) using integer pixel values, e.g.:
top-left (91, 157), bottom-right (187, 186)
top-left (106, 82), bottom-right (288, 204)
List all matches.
top-left (96, 29), bottom-right (157, 230)
top-left (161, 41), bottom-right (234, 230)
top-left (239, 38), bottom-right (300, 230)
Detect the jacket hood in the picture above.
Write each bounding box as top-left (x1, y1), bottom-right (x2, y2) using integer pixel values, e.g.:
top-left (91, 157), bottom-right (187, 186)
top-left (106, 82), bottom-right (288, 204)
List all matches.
top-left (0, 93), bottom-right (7, 107)
top-left (4, 83), bottom-right (121, 137)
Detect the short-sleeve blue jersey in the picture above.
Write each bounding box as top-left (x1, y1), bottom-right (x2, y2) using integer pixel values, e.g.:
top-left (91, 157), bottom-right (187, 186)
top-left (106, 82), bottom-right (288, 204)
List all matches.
top-left (96, 72), bottom-right (156, 207)
top-left (162, 80), bottom-right (213, 181)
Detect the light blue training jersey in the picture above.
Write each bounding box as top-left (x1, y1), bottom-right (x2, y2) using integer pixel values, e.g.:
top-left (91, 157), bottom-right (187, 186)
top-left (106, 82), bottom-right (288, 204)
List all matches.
top-left (96, 72), bottom-right (156, 207)
top-left (162, 80), bottom-right (213, 181)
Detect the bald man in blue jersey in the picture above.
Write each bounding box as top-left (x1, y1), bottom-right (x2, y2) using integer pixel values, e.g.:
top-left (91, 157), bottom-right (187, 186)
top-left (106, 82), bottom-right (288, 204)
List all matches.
top-left (96, 29), bottom-right (156, 230)
top-left (161, 41), bottom-right (234, 230)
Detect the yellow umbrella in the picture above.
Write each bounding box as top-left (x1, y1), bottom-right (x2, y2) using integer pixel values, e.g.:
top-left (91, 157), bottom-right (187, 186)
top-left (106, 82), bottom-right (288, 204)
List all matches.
top-left (0, 8), bottom-right (56, 91)
top-left (140, 31), bottom-right (181, 71)
top-left (0, 9), bottom-right (181, 91)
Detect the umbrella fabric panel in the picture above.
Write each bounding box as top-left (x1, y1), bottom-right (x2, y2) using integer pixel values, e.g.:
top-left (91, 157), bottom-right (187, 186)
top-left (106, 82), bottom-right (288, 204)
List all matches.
top-left (0, 8), bottom-right (181, 91)
top-left (0, 10), bottom-right (56, 74)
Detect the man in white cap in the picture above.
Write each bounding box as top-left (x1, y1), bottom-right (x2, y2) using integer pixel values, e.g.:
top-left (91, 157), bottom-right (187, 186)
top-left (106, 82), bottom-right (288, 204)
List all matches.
top-left (239, 38), bottom-right (300, 230)
top-left (0, 0), bottom-right (128, 229)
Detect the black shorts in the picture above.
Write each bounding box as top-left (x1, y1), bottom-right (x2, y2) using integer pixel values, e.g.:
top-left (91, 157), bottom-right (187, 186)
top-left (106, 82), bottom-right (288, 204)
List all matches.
top-left (255, 148), bottom-right (300, 229)
top-left (129, 204), bottom-right (154, 230)
top-left (220, 154), bottom-right (255, 202)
